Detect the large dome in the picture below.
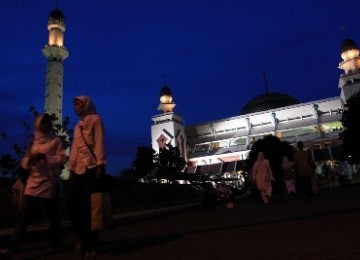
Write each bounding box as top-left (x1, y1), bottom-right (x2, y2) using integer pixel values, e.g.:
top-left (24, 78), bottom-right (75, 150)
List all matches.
top-left (240, 92), bottom-right (300, 115)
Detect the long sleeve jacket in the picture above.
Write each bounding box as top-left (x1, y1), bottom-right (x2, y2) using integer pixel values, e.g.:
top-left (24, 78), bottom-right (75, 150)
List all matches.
top-left (68, 115), bottom-right (106, 175)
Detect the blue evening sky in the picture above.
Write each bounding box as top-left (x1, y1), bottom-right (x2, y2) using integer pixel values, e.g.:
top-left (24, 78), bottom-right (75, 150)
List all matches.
top-left (1, 0), bottom-right (360, 174)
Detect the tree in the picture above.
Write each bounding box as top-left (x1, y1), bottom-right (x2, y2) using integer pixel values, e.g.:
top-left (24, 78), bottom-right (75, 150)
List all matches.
top-left (247, 135), bottom-right (294, 190)
top-left (0, 154), bottom-right (17, 175)
top-left (340, 92), bottom-right (360, 163)
top-left (132, 146), bottom-right (157, 179)
top-left (155, 143), bottom-right (186, 179)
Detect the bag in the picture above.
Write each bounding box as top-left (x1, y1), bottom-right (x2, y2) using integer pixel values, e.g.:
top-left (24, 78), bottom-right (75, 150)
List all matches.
top-left (226, 201), bottom-right (234, 209)
top-left (79, 127), bottom-right (115, 192)
top-left (11, 178), bottom-right (26, 211)
top-left (11, 166), bottom-right (30, 211)
top-left (91, 192), bottom-right (113, 230)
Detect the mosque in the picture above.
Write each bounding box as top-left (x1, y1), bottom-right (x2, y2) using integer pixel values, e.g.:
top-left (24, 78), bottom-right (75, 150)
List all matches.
top-left (151, 38), bottom-right (360, 176)
top-left (40, 7), bottom-right (360, 177)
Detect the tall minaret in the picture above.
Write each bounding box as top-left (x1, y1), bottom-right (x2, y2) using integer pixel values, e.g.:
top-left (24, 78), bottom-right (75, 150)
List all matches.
top-left (42, 9), bottom-right (69, 122)
top-left (338, 38), bottom-right (360, 103)
top-left (151, 85), bottom-right (187, 160)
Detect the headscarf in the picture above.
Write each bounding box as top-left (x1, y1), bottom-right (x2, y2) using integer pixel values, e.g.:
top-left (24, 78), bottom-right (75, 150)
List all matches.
top-left (74, 95), bottom-right (101, 130)
top-left (74, 95), bottom-right (98, 117)
top-left (33, 113), bottom-right (56, 145)
top-left (256, 152), bottom-right (265, 162)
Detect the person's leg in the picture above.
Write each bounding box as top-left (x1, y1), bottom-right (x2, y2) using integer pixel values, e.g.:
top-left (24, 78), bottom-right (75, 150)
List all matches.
top-left (302, 175), bottom-right (313, 199)
top-left (44, 197), bottom-right (62, 249)
top-left (9, 195), bottom-right (38, 252)
top-left (259, 191), bottom-right (269, 204)
top-left (67, 174), bottom-right (92, 253)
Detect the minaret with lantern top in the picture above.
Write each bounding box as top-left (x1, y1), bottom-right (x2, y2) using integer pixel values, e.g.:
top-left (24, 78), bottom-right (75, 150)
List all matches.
top-left (42, 8), bottom-right (69, 122)
top-left (338, 38), bottom-right (360, 103)
top-left (151, 85), bottom-right (187, 160)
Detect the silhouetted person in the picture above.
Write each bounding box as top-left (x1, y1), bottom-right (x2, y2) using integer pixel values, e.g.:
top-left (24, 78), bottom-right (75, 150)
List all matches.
top-left (293, 141), bottom-right (315, 200)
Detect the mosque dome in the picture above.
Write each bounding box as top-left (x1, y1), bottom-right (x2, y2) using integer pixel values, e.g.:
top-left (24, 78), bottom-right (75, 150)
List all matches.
top-left (49, 9), bottom-right (65, 20)
top-left (158, 85), bottom-right (176, 113)
top-left (340, 38), bottom-right (358, 54)
top-left (340, 38), bottom-right (359, 62)
top-left (160, 86), bottom-right (172, 97)
top-left (48, 9), bottom-right (66, 29)
top-left (240, 92), bottom-right (300, 115)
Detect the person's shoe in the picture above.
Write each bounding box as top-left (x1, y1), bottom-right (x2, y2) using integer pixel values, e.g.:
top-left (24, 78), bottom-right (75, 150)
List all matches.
top-left (83, 250), bottom-right (96, 259)
top-left (46, 246), bottom-right (62, 253)
top-left (0, 247), bottom-right (17, 256)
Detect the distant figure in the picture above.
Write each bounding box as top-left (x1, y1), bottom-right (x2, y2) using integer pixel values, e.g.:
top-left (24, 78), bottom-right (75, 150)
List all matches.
top-left (251, 152), bottom-right (275, 204)
top-left (343, 159), bottom-right (353, 185)
top-left (293, 141), bottom-right (315, 199)
top-left (217, 183), bottom-right (233, 208)
top-left (202, 182), bottom-right (218, 208)
top-left (282, 156), bottom-right (296, 196)
top-left (1, 114), bottom-right (67, 255)
top-left (325, 161), bottom-right (337, 189)
top-left (336, 158), bottom-right (353, 188)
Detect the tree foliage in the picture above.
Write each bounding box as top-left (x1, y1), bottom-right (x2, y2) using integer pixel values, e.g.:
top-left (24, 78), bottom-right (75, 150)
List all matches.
top-left (131, 144), bottom-right (186, 181)
top-left (247, 135), bottom-right (294, 182)
top-left (340, 92), bottom-right (360, 163)
top-left (132, 146), bottom-right (157, 179)
top-left (155, 143), bottom-right (186, 179)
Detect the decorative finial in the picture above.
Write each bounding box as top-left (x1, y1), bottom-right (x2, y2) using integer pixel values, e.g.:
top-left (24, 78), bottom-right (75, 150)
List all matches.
top-left (262, 71), bottom-right (269, 95)
top-left (341, 26), bottom-right (348, 38)
top-left (162, 74), bottom-right (167, 86)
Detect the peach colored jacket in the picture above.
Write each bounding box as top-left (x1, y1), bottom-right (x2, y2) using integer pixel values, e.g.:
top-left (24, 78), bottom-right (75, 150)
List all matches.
top-left (68, 96), bottom-right (106, 175)
top-left (252, 159), bottom-right (274, 191)
top-left (21, 125), bottom-right (67, 198)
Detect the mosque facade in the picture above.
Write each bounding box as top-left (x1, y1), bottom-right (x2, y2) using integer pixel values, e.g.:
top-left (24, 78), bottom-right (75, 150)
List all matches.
top-left (151, 38), bottom-right (360, 175)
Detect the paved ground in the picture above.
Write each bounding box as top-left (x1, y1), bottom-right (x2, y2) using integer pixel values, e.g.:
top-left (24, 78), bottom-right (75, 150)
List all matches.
top-left (1, 185), bottom-right (360, 259)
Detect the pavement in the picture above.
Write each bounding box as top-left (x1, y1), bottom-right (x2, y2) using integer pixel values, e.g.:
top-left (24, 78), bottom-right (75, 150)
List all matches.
top-left (1, 183), bottom-right (360, 259)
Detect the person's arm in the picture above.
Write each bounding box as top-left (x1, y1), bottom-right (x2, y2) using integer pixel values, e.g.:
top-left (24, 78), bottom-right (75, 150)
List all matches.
top-left (267, 160), bottom-right (275, 181)
top-left (93, 117), bottom-right (106, 178)
top-left (68, 125), bottom-right (79, 172)
top-left (45, 138), bottom-right (67, 168)
top-left (93, 117), bottom-right (106, 165)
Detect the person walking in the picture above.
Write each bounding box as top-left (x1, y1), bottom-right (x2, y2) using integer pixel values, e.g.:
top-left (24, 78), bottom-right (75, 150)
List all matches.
top-left (1, 113), bottom-right (67, 255)
top-left (67, 96), bottom-right (106, 259)
top-left (293, 141), bottom-right (315, 200)
top-left (282, 155), bottom-right (296, 197)
top-left (251, 152), bottom-right (275, 204)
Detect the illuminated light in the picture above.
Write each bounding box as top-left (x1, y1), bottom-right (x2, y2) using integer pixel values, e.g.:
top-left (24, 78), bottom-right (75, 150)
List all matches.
top-left (160, 95), bottom-right (172, 103)
top-left (341, 49), bottom-right (360, 61)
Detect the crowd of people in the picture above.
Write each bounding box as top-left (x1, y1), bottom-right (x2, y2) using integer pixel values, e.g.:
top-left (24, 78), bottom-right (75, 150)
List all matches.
top-left (250, 141), bottom-right (356, 204)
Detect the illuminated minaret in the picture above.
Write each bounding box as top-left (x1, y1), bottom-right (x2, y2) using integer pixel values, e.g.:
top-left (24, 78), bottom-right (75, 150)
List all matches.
top-left (151, 85), bottom-right (187, 160)
top-left (338, 38), bottom-right (360, 103)
top-left (42, 9), bottom-right (69, 122)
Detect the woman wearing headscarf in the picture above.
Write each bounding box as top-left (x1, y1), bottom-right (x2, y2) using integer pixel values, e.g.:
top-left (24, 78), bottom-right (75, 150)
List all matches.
top-left (67, 96), bottom-right (106, 259)
top-left (251, 152), bottom-right (275, 204)
top-left (4, 113), bottom-right (67, 254)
